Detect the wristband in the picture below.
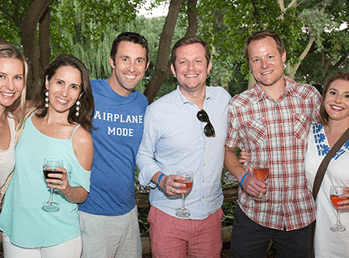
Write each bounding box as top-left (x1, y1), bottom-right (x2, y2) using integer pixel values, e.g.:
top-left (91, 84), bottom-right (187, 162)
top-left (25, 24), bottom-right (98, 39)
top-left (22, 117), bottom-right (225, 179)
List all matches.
top-left (240, 173), bottom-right (249, 187)
top-left (157, 173), bottom-right (165, 188)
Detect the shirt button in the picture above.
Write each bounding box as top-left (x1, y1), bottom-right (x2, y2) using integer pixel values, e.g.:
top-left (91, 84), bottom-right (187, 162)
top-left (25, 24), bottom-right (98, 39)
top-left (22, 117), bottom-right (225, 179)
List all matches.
top-left (202, 180), bottom-right (205, 183)
top-left (203, 163), bottom-right (206, 167)
top-left (202, 196), bottom-right (205, 199)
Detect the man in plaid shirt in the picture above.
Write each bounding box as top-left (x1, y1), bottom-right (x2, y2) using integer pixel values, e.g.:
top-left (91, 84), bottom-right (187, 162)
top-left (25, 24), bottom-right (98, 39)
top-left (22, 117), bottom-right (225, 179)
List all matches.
top-left (224, 30), bottom-right (322, 258)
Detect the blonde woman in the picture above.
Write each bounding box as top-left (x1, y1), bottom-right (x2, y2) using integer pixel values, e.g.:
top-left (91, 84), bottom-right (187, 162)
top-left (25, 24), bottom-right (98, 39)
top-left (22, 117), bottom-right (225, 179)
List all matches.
top-left (0, 44), bottom-right (27, 197)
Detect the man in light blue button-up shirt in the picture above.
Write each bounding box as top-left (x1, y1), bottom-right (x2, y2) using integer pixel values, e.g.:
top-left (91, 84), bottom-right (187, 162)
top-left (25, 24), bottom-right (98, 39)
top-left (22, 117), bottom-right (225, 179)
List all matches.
top-left (136, 36), bottom-right (231, 258)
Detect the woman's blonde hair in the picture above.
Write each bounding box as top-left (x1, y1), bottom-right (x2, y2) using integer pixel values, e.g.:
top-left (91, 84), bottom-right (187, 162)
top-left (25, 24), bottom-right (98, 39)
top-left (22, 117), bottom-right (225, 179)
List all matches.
top-left (0, 44), bottom-right (28, 118)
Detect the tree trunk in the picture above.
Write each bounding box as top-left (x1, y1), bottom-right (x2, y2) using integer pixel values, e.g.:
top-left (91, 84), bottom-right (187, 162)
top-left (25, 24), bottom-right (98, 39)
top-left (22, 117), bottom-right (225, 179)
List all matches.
top-left (39, 7), bottom-right (51, 77)
top-left (21, 0), bottom-right (51, 100)
top-left (185, 0), bottom-right (198, 37)
top-left (143, 0), bottom-right (185, 103)
top-left (143, 0), bottom-right (199, 103)
top-left (0, 35), bottom-right (8, 44)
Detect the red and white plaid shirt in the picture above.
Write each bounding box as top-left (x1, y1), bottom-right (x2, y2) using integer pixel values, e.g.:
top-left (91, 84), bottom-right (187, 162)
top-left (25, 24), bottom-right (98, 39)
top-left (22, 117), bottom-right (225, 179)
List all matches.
top-left (226, 77), bottom-right (322, 231)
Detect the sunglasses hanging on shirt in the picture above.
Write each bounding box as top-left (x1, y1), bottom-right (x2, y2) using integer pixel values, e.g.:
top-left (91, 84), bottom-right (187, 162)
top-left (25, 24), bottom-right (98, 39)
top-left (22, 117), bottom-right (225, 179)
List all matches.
top-left (197, 109), bottom-right (215, 137)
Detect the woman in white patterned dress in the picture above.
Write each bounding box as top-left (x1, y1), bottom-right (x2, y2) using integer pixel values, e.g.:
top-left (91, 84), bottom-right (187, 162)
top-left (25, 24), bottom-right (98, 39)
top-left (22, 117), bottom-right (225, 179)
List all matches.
top-left (305, 70), bottom-right (349, 257)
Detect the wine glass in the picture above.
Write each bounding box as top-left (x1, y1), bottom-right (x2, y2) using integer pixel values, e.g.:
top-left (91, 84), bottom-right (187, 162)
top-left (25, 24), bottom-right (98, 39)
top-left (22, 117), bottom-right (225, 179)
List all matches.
top-left (330, 185), bottom-right (346, 232)
top-left (175, 170), bottom-right (193, 218)
top-left (42, 158), bottom-right (63, 212)
top-left (252, 159), bottom-right (269, 201)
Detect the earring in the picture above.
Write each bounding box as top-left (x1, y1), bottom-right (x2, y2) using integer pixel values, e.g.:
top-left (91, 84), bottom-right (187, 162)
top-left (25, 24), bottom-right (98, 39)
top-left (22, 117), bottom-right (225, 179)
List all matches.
top-left (45, 91), bottom-right (49, 108)
top-left (283, 63), bottom-right (287, 70)
top-left (75, 100), bottom-right (80, 117)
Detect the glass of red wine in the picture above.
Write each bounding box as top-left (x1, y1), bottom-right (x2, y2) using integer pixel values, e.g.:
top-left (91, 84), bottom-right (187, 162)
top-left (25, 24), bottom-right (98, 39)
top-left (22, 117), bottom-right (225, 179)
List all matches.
top-left (42, 158), bottom-right (63, 212)
top-left (252, 159), bottom-right (269, 201)
top-left (175, 170), bottom-right (193, 218)
top-left (330, 185), bottom-right (346, 232)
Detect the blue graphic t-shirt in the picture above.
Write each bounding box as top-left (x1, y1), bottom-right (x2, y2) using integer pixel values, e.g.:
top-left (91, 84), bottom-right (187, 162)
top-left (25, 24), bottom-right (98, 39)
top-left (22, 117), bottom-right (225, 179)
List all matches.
top-left (79, 79), bottom-right (148, 216)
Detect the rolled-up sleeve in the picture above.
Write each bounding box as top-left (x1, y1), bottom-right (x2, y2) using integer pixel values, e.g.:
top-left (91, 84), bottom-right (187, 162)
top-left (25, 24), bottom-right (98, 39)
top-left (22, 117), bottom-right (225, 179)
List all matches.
top-left (136, 107), bottom-right (161, 187)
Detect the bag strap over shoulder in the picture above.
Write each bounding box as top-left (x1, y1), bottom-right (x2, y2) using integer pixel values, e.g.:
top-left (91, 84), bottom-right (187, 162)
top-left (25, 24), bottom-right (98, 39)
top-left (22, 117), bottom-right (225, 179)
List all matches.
top-left (313, 126), bottom-right (349, 200)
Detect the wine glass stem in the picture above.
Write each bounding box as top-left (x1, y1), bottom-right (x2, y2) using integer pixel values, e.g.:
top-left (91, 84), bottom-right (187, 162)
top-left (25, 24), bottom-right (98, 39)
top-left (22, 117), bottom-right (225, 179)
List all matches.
top-left (48, 188), bottom-right (54, 204)
top-left (181, 193), bottom-right (186, 210)
top-left (336, 210), bottom-right (342, 226)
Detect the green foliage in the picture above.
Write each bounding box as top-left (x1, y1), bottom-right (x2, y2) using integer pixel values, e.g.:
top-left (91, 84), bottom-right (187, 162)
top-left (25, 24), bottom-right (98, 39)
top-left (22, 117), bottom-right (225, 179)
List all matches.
top-left (298, 8), bottom-right (338, 50)
top-left (199, 0), bottom-right (303, 70)
top-left (222, 201), bottom-right (236, 228)
top-left (293, 0), bottom-right (349, 84)
top-left (0, 0), bottom-right (30, 44)
top-left (196, 0), bottom-right (349, 91)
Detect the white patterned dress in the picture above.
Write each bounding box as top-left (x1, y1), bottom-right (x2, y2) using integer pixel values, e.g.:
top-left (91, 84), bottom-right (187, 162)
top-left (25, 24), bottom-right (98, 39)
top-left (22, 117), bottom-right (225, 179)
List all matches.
top-left (305, 123), bottom-right (349, 258)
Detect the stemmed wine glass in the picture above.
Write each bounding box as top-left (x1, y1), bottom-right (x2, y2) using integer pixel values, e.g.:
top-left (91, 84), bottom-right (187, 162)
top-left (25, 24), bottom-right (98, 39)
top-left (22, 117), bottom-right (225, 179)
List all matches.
top-left (42, 158), bottom-right (63, 212)
top-left (330, 185), bottom-right (346, 232)
top-left (175, 170), bottom-right (193, 218)
top-left (252, 159), bottom-right (269, 201)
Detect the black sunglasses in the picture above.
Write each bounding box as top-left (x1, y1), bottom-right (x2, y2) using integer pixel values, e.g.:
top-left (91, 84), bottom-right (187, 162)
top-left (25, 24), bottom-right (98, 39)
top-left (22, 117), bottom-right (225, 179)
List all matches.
top-left (197, 109), bottom-right (215, 137)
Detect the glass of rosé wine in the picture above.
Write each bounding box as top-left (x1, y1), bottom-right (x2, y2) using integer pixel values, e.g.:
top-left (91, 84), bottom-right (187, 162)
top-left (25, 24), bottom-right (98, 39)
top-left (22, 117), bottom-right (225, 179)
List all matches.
top-left (330, 185), bottom-right (347, 232)
top-left (252, 159), bottom-right (269, 202)
top-left (175, 170), bottom-right (193, 218)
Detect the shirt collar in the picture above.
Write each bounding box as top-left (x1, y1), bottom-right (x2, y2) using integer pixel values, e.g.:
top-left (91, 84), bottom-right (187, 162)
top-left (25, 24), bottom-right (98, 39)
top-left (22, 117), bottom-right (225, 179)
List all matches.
top-left (284, 76), bottom-right (298, 97)
top-left (175, 85), bottom-right (211, 106)
top-left (253, 76), bottom-right (296, 101)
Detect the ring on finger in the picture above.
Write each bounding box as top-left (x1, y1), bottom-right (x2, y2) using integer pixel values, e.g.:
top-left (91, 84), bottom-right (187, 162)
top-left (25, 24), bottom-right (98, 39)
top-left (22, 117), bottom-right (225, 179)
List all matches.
top-left (60, 181), bottom-right (63, 187)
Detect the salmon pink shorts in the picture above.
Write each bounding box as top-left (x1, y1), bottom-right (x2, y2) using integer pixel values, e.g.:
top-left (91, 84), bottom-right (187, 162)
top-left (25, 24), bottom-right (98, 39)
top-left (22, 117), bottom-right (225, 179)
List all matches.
top-left (148, 206), bottom-right (223, 258)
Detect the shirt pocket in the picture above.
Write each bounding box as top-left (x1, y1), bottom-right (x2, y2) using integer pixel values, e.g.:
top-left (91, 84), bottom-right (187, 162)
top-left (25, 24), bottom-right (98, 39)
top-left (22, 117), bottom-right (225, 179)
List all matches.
top-left (244, 117), bottom-right (267, 149)
top-left (293, 113), bottom-right (309, 140)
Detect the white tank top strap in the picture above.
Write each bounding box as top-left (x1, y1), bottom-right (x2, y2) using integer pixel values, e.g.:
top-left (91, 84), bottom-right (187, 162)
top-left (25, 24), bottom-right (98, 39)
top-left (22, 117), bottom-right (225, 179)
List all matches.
top-left (8, 115), bottom-right (16, 147)
top-left (70, 124), bottom-right (81, 140)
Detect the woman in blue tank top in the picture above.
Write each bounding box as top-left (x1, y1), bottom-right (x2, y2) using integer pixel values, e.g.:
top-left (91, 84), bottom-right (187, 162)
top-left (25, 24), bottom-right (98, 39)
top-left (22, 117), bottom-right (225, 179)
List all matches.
top-left (0, 54), bottom-right (94, 258)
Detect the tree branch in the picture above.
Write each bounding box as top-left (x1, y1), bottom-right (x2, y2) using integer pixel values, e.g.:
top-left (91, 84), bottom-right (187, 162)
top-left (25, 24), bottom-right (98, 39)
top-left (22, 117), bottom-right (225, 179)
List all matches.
top-left (0, 35), bottom-right (8, 44)
top-left (324, 56), bottom-right (334, 72)
top-left (333, 54), bottom-right (347, 70)
top-left (39, 6), bottom-right (51, 76)
top-left (287, 0), bottom-right (299, 9)
top-left (278, 0), bottom-right (286, 13)
top-left (185, 0), bottom-right (198, 37)
top-left (288, 34), bottom-right (316, 79)
top-left (321, 48), bottom-right (325, 68)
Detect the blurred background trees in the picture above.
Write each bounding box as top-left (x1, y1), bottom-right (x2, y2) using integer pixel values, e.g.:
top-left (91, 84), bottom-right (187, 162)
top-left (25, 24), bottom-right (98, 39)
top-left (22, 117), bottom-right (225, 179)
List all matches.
top-left (1, 0), bottom-right (348, 101)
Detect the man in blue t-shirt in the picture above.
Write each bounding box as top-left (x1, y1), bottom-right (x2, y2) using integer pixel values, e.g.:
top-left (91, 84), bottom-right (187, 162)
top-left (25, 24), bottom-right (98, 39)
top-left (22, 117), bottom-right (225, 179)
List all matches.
top-left (78, 32), bottom-right (149, 258)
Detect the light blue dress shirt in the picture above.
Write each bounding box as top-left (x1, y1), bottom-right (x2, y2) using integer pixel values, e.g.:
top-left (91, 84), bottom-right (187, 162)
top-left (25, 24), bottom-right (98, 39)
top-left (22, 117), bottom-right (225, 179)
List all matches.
top-left (136, 86), bottom-right (231, 219)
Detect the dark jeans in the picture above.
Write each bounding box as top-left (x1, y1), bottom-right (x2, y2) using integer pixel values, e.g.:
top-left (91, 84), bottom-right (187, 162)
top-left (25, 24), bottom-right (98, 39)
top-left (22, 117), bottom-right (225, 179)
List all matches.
top-left (229, 204), bottom-right (314, 258)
